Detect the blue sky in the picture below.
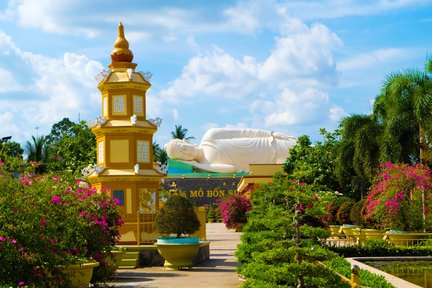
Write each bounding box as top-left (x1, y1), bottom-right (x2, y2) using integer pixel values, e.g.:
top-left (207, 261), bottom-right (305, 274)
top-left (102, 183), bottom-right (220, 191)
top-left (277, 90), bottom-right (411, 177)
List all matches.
top-left (1, 0), bottom-right (432, 149)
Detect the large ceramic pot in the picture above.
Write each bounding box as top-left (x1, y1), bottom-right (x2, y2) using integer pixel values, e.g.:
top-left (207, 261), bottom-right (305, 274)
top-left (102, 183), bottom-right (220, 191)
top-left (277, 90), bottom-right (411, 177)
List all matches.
top-left (328, 225), bottom-right (341, 238)
top-left (340, 224), bottom-right (357, 240)
top-left (61, 261), bottom-right (99, 288)
top-left (385, 230), bottom-right (420, 246)
top-left (156, 237), bottom-right (201, 270)
top-left (352, 228), bottom-right (366, 245)
top-left (364, 229), bottom-right (384, 240)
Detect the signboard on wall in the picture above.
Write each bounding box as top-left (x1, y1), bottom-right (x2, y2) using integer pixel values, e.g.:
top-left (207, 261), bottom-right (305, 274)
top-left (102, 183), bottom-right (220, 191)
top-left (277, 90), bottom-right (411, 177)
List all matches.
top-left (163, 177), bottom-right (241, 206)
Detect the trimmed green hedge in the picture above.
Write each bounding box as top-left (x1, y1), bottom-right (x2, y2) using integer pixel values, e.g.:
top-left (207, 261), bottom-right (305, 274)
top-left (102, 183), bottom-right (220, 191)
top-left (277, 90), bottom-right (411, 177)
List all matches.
top-left (324, 256), bottom-right (394, 288)
top-left (328, 239), bottom-right (432, 257)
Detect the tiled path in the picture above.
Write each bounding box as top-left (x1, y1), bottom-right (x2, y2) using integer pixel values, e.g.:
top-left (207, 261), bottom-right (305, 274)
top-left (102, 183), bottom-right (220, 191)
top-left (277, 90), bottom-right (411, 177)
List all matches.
top-left (108, 223), bottom-right (244, 288)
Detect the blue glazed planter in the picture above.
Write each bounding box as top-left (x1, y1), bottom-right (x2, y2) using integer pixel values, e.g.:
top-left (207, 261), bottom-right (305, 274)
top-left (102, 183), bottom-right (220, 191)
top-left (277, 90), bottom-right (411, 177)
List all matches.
top-left (157, 236), bottom-right (200, 244)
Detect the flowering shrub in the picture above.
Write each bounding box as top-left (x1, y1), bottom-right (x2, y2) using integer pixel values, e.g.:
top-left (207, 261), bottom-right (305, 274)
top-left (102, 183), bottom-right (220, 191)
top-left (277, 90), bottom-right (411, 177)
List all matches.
top-left (364, 162), bottom-right (432, 231)
top-left (219, 194), bottom-right (252, 229)
top-left (0, 162), bottom-right (123, 287)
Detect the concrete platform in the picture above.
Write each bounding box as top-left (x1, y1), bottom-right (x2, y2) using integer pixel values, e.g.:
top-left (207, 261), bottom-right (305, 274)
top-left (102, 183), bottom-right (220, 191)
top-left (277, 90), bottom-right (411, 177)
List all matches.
top-left (107, 223), bottom-right (244, 288)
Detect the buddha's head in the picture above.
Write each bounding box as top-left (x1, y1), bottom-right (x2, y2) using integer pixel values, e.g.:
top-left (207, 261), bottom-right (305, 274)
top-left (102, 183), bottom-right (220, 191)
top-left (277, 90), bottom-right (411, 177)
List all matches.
top-left (165, 139), bottom-right (198, 161)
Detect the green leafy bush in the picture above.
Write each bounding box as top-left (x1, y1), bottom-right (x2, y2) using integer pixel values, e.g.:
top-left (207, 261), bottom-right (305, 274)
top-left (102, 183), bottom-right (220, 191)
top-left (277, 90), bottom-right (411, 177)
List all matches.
top-left (328, 239), bottom-right (432, 257)
top-left (327, 196), bottom-right (352, 225)
top-left (350, 199), bottom-right (366, 227)
top-left (336, 200), bottom-right (355, 224)
top-left (324, 256), bottom-right (394, 288)
top-left (236, 176), bottom-right (344, 287)
top-left (153, 192), bottom-right (200, 238)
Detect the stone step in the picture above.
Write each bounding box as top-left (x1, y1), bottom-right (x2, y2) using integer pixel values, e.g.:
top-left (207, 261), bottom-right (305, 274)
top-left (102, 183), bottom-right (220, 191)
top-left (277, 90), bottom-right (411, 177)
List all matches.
top-left (118, 251), bottom-right (140, 269)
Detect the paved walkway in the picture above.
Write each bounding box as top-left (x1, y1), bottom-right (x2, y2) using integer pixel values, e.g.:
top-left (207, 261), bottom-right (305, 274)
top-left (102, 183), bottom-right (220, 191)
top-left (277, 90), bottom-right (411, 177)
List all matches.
top-left (108, 223), bottom-right (244, 288)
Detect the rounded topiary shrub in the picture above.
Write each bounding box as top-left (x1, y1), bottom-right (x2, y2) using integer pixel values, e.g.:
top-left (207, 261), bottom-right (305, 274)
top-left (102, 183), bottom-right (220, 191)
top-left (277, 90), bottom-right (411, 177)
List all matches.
top-left (336, 200), bottom-right (355, 225)
top-left (327, 196), bottom-right (352, 225)
top-left (350, 199), bottom-right (366, 227)
top-left (154, 193), bottom-right (200, 238)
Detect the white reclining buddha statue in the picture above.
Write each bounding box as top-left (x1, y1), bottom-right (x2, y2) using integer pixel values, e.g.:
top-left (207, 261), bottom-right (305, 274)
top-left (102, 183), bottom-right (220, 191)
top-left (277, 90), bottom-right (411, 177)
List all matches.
top-left (165, 128), bottom-right (296, 173)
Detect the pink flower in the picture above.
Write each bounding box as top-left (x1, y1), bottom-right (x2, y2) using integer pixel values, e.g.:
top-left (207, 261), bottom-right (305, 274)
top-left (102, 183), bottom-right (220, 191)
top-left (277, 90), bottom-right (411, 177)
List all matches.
top-left (0, 236), bottom-right (6, 242)
top-left (51, 196), bottom-right (61, 204)
top-left (39, 218), bottom-right (47, 227)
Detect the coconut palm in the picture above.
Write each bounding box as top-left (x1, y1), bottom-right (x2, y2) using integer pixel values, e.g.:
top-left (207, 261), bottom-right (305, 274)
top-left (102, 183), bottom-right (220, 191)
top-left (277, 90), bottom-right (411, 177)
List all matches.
top-left (25, 135), bottom-right (48, 162)
top-left (153, 141), bottom-right (168, 166)
top-left (376, 57), bottom-right (432, 164)
top-left (171, 125), bottom-right (194, 140)
top-left (337, 114), bottom-right (382, 198)
top-left (25, 135), bottom-right (49, 174)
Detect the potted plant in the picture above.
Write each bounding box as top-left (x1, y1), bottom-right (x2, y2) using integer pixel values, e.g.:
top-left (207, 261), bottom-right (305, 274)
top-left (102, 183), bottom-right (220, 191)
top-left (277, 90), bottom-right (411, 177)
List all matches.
top-left (336, 200), bottom-right (357, 240)
top-left (153, 192), bottom-right (201, 270)
top-left (0, 158), bottom-right (123, 287)
top-left (325, 196), bottom-right (351, 237)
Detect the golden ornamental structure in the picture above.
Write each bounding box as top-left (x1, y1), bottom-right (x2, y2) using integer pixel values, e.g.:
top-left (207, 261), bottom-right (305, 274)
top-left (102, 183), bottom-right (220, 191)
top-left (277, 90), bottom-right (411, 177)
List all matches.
top-left (88, 23), bottom-right (163, 244)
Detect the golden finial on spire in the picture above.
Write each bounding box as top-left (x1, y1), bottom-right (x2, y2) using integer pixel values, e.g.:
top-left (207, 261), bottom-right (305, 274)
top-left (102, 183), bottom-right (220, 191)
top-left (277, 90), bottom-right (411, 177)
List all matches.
top-left (110, 22), bottom-right (134, 62)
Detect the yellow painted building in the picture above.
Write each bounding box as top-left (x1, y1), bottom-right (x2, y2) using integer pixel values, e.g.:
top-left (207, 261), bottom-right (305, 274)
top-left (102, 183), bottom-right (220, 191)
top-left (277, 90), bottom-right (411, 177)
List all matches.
top-left (88, 23), bottom-right (163, 245)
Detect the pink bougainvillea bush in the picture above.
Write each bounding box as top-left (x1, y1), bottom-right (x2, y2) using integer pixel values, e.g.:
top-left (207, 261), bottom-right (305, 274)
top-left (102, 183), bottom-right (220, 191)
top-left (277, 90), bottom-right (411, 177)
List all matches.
top-left (0, 159), bottom-right (123, 287)
top-left (364, 162), bottom-right (432, 231)
top-left (219, 194), bottom-right (252, 229)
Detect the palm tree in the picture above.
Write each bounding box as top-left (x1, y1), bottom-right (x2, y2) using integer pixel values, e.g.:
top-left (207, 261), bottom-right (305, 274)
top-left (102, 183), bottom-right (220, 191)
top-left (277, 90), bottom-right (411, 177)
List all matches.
top-left (171, 125), bottom-right (194, 140)
top-left (25, 135), bottom-right (48, 162)
top-left (337, 114), bottom-right (382, 198)
top-left (153, 141), bottom-right (168, 166)
top-left (376, 57), bottom-right (432, 164)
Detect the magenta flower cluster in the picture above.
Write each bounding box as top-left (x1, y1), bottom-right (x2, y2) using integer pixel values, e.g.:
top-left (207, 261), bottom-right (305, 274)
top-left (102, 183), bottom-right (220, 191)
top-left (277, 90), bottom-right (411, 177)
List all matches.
top-left (0, 169), bottom-right (123, 287)
top-left (364, 162), bottom-right (432, 231)
top-left (218, 194), bottom-right (252, 229)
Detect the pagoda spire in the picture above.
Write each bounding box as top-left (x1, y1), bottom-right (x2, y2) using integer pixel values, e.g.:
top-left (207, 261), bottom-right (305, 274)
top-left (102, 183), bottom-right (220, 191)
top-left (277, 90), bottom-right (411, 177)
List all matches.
top-left (110, 22), bottom-right (134, 63)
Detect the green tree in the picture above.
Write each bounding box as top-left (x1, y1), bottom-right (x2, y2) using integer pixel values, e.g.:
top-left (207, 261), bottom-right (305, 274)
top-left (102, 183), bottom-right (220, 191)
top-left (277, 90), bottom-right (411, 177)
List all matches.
top-left (153, 141), bottom-right (168, 167)
top-left (236, 174), bottom-right (346, 288)
top-left (171, 124), bottom-right (194, 140)
top-left (375, 57), bottom-right (432, 165)
top-left (1, 141), bottom-right (23, 158)
top-left (336, 114), bottom-right (382, 199)
top-left (25, 135), bottom-right (48, 162)
top-left (25, 135), bottom-right (49, 174)
top-left (153, 192), bottom-right (200, 238)
top-left (283, 129), bottom-right (341, 193)
top-left (45, 118), bottom-right (96, 174)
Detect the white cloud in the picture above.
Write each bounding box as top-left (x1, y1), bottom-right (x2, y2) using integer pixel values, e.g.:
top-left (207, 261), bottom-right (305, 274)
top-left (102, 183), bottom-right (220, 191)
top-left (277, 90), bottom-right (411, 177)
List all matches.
top-left (338, 48), bottom-right (406, 71)
top-left (0, 0), bottom-right (16, 21)
top-left (261, 88), bottom-right (329, 126)
top-left (159, 46), bottom-right (259, 103)
top-left (14, 0), bottom-right (99, 36)
top-left (158, 17), bottom-right (343, 131)
top-left (259, 21), bottom-right (341, 88)
top-left (0, 31), bottom-right (103, 142)
top-left (0, 67), bottom-right (24, 92)
top-left (329, 106), bottom-right (348, 121)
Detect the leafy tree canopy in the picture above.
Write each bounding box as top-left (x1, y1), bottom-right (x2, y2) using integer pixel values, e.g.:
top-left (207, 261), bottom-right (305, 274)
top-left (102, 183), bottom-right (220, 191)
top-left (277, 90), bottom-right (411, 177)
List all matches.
top-left (45, 118), bottom-right (96, 174)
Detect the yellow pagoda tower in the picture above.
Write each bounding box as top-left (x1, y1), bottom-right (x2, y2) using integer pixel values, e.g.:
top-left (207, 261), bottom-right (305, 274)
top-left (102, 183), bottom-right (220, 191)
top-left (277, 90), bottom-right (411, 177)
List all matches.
top-left (88, 23), bottom-right (163, 245)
